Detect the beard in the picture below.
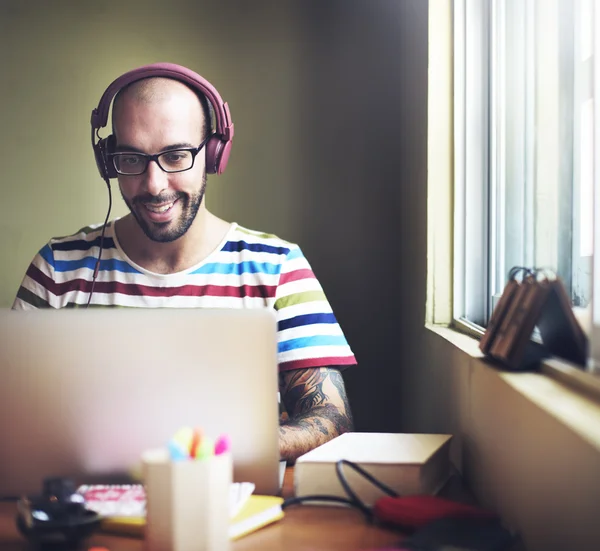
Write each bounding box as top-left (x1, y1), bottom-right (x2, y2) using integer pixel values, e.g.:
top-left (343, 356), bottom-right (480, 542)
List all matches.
top-left (121, 174), bottom-right (206, 243)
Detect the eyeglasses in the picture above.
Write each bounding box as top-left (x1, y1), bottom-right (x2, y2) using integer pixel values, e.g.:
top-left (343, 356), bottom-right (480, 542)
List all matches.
top-left (109, 134), bottom-right (212, 176)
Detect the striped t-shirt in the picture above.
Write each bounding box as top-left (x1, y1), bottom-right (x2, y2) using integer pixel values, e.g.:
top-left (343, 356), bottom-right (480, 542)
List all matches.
top-left (12, 220), bottom-right (357, 372)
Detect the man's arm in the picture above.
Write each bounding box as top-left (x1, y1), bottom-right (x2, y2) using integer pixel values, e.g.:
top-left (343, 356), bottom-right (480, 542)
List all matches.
top-left (279, 366), bottom-right (354, 463)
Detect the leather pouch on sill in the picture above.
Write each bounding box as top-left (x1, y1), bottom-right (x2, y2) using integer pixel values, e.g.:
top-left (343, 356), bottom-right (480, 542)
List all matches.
top-left (479, 277), bottom-right (519, 356)
top-left (480, 268), bottom-right (588, 371)
top-left (537, 278), bottom-right (588, 366)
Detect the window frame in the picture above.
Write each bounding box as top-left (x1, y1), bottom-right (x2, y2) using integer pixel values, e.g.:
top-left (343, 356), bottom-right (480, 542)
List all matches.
top-left (453, 0), bottom-right (490, 330)
top-left (592, 0), bottom-right (600, 374)
top-left (452, 0), bottom-right (600, 379)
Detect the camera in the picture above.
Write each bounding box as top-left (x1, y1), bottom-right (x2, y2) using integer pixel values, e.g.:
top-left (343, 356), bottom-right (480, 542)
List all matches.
top-left (16, 477), bottom-right (101, 547)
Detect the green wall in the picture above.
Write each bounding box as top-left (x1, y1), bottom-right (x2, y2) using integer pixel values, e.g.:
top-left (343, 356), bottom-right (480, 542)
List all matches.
top-left (1, 0), bottom-right (302, 305)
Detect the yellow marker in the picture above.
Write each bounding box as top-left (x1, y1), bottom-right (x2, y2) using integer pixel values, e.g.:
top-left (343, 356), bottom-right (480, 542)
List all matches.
top-left (195, 436), bottom-right (215, 460)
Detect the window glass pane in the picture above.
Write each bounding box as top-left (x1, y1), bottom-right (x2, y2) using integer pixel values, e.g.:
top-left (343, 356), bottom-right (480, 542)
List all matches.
top-left (492, 0), bottom-right (591, 311)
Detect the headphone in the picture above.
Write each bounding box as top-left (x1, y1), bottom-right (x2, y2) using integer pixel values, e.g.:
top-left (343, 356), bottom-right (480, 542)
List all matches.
top-left (90, 62), bottom-right (234, 180)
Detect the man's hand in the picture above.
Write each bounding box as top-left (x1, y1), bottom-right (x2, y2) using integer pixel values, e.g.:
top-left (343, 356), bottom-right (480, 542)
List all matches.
top-left (278, 367), bottom-right (354, 463)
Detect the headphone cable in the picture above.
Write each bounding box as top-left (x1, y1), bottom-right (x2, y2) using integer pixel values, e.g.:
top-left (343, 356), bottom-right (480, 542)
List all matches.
top-left (86, 174), bottom-right (113, 308)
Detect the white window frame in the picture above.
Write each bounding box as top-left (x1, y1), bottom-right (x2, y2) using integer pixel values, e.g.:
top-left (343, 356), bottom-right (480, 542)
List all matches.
top-left (453, 0), bottom-right (490, 330)
top-left (592, 0), bottom-right (600, 374)
top-left (453, 0), bottom-right (600, 379)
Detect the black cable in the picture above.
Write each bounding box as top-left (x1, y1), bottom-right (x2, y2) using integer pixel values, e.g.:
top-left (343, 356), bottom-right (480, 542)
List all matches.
top-left (335, 459), bottom-right (398, 519)
top-left (281, 459), bottom-right (399, 521)
top-left (334, 459), bottom-right (398, 520)
top-left (336, 459), bottom-right (399, 499)
top-left (281, 495), bottom-right (357, 509)
top-left (86, 174), bottom-right (113, 308)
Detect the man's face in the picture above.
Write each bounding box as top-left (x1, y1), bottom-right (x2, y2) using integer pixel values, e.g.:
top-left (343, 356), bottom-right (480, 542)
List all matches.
top-left (113, 82), bottom-right (207, 243)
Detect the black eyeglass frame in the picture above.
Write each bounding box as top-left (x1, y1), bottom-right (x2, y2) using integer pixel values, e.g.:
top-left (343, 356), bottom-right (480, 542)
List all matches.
top-left (108, 133), bottom-right (213, 176)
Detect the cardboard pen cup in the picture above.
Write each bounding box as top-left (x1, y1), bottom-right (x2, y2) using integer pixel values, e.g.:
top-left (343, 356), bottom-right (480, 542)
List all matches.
top-left (142, 448), bottom-right (233, 551)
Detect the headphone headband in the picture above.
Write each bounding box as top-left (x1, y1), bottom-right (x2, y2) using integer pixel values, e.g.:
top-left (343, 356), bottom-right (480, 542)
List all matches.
top-left (91, 62), bottom-right (234, 177)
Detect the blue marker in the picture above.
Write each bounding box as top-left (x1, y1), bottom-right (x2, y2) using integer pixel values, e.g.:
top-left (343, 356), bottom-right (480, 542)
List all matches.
top-left (168, 440), bottom-right (188, 461)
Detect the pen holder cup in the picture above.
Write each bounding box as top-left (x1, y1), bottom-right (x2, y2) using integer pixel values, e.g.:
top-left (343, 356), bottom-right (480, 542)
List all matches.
top-left (142, 448), bottom-right (233, 551)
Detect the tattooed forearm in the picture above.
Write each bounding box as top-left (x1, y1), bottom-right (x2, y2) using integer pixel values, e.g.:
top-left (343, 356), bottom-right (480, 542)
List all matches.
top-left (313, 417), bottom-right (329, 436)
top-left (328, 370), bottom-right (354, 428)
top-left (279, 403), bottom-right (354, 462)
top-left (278, 367), bottom-right (354, 463)
top-left (279, 368), bottom-right (329, 416)
top-left (281, 403), bottom-right (353, 435)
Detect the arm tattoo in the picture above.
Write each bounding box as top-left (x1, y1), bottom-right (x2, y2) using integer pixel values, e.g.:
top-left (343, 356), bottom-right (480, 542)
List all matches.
top-left (328, 369), bottom-right (354, 428)
top-left (313, 417), bottom-right (329, 436)
top-left (279, 368), bottom-right (354, 441)
top-left (291, 403), bottom-right (352, 435)
top-left (278, 367), bottom-right (355, 462)
top-left (279, 403), bottom-right (353, 462)
top-left (279, 368), bottom-right (329, 416)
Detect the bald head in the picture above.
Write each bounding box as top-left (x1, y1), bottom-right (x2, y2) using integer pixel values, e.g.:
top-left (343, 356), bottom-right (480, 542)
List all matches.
top-left (112, 77), bottom-right (211, 141)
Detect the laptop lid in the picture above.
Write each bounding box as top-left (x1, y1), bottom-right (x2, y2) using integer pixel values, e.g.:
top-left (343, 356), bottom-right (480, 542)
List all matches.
top-left (0, 308), bottom-right (280, 496)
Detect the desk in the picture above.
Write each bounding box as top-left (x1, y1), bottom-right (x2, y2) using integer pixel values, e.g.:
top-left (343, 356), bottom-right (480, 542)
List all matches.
top-left (0, 468), bottom-right (405, 551)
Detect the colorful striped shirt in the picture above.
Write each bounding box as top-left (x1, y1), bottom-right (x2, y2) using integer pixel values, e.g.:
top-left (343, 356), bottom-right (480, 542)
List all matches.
top-left (12, 220), bottom-right (357, 372)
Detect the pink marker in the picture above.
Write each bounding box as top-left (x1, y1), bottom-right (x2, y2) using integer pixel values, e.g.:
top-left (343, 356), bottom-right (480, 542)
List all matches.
top-left (214, 434), bottom-right (231, 455)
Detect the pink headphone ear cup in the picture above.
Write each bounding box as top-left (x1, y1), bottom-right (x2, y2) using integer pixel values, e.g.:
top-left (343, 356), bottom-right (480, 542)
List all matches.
top-left (205, 135), bottom-right (231, 175)
top-left (216, 140), bottom-right (232, 175)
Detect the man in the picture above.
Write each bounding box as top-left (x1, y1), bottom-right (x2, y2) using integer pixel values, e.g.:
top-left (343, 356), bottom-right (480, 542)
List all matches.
top-left (13, 65), bottom-right (356, 462)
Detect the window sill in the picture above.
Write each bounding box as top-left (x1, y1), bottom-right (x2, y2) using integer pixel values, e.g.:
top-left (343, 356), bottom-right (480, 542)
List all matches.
top-left (425, 323), bottom-right (600, 453)
top-left (449, 317), bottom-right (600, 399)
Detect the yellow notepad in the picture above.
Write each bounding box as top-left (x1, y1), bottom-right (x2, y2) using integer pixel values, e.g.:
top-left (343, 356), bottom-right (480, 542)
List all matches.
top-left (100, 495), bottom-right (285, 540)
top-left (229, 495), bottom-right (284, 540)
top-left (100, 516), bottom-right (145, 538)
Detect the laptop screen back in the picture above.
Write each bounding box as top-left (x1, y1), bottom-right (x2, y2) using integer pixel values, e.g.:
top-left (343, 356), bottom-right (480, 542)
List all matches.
top-left (0, 308), bottom-right (280, 496)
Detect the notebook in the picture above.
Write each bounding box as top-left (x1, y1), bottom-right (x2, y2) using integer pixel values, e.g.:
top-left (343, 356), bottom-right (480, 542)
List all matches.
top-left (0, 308), bottom-right (281, 496)
top-left (77, 481), bottom-right (257, 518)
top-left (77, 461), bottom-right (286, 520)
top-left (229, 495), bottom-right (284, 540)
top-left (89, 484), bottom-right (285, 539)
top-left (98, 495), bottom-right (285, 540)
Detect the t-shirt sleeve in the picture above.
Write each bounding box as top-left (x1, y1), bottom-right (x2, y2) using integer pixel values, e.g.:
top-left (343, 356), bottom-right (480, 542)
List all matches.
top-left (12, 244), bottom-right (56, 310)
top-left (274, 245), bottom-right (357, 371)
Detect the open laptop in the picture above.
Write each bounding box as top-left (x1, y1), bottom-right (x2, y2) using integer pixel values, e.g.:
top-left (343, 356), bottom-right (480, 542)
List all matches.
top-left (0, 308), bottom-right (282, 497)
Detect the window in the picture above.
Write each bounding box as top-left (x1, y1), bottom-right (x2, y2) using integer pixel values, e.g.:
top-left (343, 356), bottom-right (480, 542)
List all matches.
top-left (454, 0), bottom-right (599, 373)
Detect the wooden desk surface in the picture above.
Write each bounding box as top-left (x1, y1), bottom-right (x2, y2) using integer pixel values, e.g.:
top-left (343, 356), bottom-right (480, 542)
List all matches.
top-left (0, 467), bottom-right (405, 551)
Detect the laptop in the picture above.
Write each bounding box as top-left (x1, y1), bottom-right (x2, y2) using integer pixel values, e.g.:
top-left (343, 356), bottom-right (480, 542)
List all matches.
top-left (0, 308), bottom-right (282, 497)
